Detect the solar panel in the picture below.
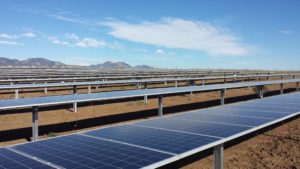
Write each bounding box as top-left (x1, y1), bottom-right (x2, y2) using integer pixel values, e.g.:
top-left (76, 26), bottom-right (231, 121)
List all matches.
top-left (83, 124), bottom-right (220, 154)
top-left (208, 107), bottom-right (287, 119)
top-left (1, 79), bottom-right (300, 110)
top-left (11, 134), bottom-right (173, 169)
top-left (224, 103), bottom-right (300, 114)
top-left (0, 148), bottom-right (54, 169)
top-left (173, 110), bottom-right (273, 126)
top-left (134, 117), bottom-right (250, 138)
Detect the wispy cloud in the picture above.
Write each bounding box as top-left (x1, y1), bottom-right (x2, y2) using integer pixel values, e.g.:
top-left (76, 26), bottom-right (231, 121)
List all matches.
top-left (0, 40), bottom-right (22, 46)
top-left (154, 49), bottom-right (175, 57)
top-left (47, 14), bottom-right (87, 25)
top-left (20, 32), bottom-right (36, 38)
top-left (0, 32), bottom-right (36, 39)
top-left (65, 33), bottom-right (79, 40)
top-left (48, 35), bottom-right (107, 48)
top-left (74, 38), bottom-right (107, 48)
top-left (48, 36), bottom-right (69, 46)
top-left (279, 30), bottom-right (293, 34)
top-left (0, 34), bottom-right (17, 39)
top-left (102, 18), bottom-right (251, 56)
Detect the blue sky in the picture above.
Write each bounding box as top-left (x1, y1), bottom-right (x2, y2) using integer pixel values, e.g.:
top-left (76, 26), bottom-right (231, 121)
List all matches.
top-left (0, 0), bottom-right (299, 69)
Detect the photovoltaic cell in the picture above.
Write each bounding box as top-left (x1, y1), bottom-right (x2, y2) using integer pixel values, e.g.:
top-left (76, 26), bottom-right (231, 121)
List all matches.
top-left (12, 134), bottom-right (172, 169)
top-left (0, 148), bottom-right (53, 169)
top-left (134, 117), bottom-right (250, 138)
top-left (224, 104), bottom-right (299, 114)
top-left (84, 124), bottom-right (220, 154)
top-left (173, 110), bottom-right (272, 126)
top-left (210, 107), bottom-right (287, 119)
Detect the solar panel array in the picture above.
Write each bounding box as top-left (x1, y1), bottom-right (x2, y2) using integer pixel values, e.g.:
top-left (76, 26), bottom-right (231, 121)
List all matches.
top-left (0, 79), bottom-right (299, 110)
top-left (1, 92), bottom-right (299, 168)
top-left (0, 73), bottom-right (295, 88)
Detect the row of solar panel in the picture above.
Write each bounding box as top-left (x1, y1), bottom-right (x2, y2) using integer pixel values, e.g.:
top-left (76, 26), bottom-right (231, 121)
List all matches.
top-left (1, 92), bottom-right (300, 169)
top-left (0, 79), bottom-right (299, 110)
top-left (0, 73), bottom-right (293, 89)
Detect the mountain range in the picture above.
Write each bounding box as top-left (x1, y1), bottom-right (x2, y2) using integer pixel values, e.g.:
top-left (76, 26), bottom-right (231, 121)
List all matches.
top-left (0, 57), bottom-right (153, 69)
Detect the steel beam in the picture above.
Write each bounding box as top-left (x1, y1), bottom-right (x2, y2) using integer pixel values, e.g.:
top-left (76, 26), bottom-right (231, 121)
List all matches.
top-left (175, 80), bottom-right (178, 87)
top-left (32, 106), bottom-right (39, 141)
top-left (214, 144), bottom-right (224, 169)
top-left (158, 95), bottom-right (163, 117)
top-left (280, 83), bottom-right (284, 94)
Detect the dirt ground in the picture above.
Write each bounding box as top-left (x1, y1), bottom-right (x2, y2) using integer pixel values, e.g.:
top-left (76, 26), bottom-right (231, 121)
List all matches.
top-left (0, 79), bottom-right (299, 168)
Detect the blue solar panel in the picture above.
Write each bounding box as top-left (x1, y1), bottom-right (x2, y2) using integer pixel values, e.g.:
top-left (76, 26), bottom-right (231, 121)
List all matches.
top-left (225, 103), bottom-right (299, 114)
top-left (12, 134), bottom-right (172, 169)
top-left (84, 124), bottom-right (220, 154)
top-left (0, 148), bottom-right (53, 169)
top-left (173, 110), bottom-right (272, 126)
top-left (207, 107), bottom-right (287, 119)
top-left (134, 117), bottom-right (250, 138)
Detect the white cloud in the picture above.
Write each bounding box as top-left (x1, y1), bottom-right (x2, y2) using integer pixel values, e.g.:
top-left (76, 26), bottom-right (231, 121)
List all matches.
top-left (48, 35), bottom-right (106, 48)
top-left (0, 34), bottom-right (17, 39)
top-left (0, 40), bottom-right (22, 45)
top-left (20, 32), bottom-right (36, 38)
top-left (0, 32), bottom-right (36, 39)
top-left (155, 49), bottom-right (165, 55)
top-left (48, 36), bottom-right (69, 46)
top-left (102, 18), bottom-right (251, 56)
top-left (74, 38), bottom-right (106, 48)
top-left (279, 30), bottom-right (293, 34)
top-left (154, 49), bottom-right (175, 57)
top-left (65, 33), bottom-right (79, 40)
top-left (47, 14), bottom-right (86, 24)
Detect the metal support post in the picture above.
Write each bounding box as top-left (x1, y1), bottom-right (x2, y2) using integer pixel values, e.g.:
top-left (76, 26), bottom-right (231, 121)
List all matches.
top-left (202, 79), bottom-right (205, 85)
top-left (32, 106), bottom-right (39, 141)
top-left (73, 85), bottom-right (77, 94)
top-left (214, 144), bottom-right (224, 169)
top-left (164, 81), bottom-right (167, 86)
top-left (144, 82), bottom-right (148, 89)
top-left (144, 95), bottom-right (148, 104)
top-left (220, 89), bottom-right (225, 105)
top-left (15, 89), bottom-right (19, 99)
top-left (88, 85), bottom-right (91, 93)
top-left (258, 85), bottom-right (263, 98)
top-left (158, 95), bottom-right (163, 117)
top-left (297, 82), bottom-right (299, 91)
top-left (44, 82), bottom-right (48, 94)
top-left (73, 102), bottom-right (77, 113)
top-left (280, 83), bottom-right (284, 94)
top-left (175, 80), bottom-right (178, 87)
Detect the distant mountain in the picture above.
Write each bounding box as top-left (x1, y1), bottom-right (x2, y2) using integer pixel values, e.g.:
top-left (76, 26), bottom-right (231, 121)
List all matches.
top-left (89, 61), bottom-right (154, 69)
top-left (0, 57), bottom-right (154, 69)
top-left (90, 61), bottom-right (131, 69)
top-left (0, 57), bottom-right (67, 68)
